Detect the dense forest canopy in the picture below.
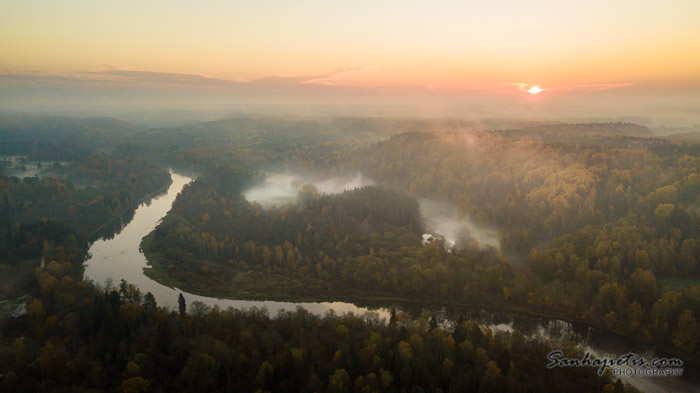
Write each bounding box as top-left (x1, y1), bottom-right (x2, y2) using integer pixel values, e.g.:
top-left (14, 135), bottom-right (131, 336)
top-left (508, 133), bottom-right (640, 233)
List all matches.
top-left (0, 114), bottom-right (698, 392)
top-left (2, 229), bottom-right (634, 393)
top-left (343, 130), bottom-right (700, 352)
top-left (142, 121), bottom-right (700, 359)
top-left (0, 151), bottom-right (171, 262)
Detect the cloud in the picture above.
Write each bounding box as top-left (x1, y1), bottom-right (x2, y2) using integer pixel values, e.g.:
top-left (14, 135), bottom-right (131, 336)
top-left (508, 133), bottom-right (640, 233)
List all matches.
top-left (504, 81), bottom-right (636, 94)
top-left (0, 69), bottom-right (133, 83)
top-left (566, 82), bottom-right (637, 92)
top-left (250, 66), bottom-right (378, 86)
top-left (504, 82), bottom-right (534, 92)
top-left (0, 66), bottom-right (421, 97)
top-left (96, 69), bottom-right (222, 85)
top-left (502, 82), bottom-right (549, 94)
top-left (301, 66), bottom-right (379, 85)
top-left (97, 62), bottom-right (130, 71)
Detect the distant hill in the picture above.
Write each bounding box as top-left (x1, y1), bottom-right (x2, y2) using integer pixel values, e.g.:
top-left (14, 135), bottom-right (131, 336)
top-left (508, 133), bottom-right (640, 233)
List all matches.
top-left (0, 114), bottom-right (137, 150)
top-left (145, 115), bottom-right (480, 141)
top-left (665, 131), bottom-right (700, 142)
top-left (493, 122), bottom-right (653, 144)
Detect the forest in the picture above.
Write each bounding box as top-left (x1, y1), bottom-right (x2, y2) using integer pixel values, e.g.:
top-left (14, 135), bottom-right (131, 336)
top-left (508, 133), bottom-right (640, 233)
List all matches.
top-left (343, 130), bottom-right (700, 355)
top-left (0, 116), bottom-right (172, 311)
top-left (0, 114), bottom-right (698, 392)
top-left (1, 229), bottom-right (636, 393)
top-left (0, 151), bottom-right (171, 263)
top-left (143, 124), bottom-right (700, 360)
top-left (4, 0), bottom-right (700, 390)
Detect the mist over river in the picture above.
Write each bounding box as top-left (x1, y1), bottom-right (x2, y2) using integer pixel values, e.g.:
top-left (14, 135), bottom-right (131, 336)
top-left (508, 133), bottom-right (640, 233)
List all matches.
top-left (83, 171), bottom-right (698, 393)
top-left (84, 172), bottom-right (386, 317)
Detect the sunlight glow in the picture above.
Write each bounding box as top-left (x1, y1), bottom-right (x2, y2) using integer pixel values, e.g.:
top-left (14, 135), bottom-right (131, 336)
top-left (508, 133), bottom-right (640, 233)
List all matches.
top-left (528, 86), bottom-right (543, 95)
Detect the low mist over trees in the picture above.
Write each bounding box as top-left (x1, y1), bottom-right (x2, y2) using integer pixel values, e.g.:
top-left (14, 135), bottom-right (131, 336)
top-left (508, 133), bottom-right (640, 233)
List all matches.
top-left (0, 115), bottom-right (698, 391)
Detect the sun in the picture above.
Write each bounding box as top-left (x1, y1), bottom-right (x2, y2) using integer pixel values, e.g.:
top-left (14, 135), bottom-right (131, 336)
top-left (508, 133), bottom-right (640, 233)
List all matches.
top-left (528, 86), bottom-right (543, 95)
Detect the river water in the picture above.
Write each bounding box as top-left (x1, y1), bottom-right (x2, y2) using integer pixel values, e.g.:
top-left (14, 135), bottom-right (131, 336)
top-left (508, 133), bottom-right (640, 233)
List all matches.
top-left (84, 172), bottom-right (381, 317)
top-left (84, 172), bottom-right (698, 393)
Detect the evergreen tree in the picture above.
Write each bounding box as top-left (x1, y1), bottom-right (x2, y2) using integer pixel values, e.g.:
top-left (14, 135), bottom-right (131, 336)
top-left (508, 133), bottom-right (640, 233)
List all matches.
top-left (178, 292), bottom-right (186, 317)
top-left (143, 292), bottom-right (157, 311)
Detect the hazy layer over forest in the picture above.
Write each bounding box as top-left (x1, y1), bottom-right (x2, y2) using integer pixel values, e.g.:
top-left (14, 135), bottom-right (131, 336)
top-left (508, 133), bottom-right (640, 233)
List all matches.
top-left (1, 114), bottom-right (698, 393)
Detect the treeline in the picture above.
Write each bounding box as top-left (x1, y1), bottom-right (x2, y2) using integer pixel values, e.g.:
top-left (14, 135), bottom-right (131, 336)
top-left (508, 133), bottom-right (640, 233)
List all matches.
top-left (493, 122), bottom-right (653, 143)
top-left (341, 131), bottom-right (700, 354)
top-left (0, 234), bottom-right (638, 393)
top-left (147, 129), bottom-right (700, 356)
top-left (342, 131), bottom-right (700, 277)
top-left (147, 191), bottom-right (699, 359)
top-left (0, 151), bottom-right (171, 263)
top-left (144, 168), bottom-right (429, 298)
top-left (111, 116), bottom-right (485, 173)
top-left (0, 114), bottom-right (137, 155)
top-left (346, 132), bottom-right (699, 251)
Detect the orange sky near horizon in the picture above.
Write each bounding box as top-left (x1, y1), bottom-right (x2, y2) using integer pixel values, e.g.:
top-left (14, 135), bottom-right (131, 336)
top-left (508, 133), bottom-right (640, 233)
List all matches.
top-left (2, 0), bottom-right (699, 93)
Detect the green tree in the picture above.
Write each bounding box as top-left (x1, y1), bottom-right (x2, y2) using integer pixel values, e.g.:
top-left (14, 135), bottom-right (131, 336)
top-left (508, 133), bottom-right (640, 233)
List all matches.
top-left (118, 376), bottom-right (150, 393)
top-left (255, 361), bottom-right (274, 390)
top-left (189, 300), bottom-right (211, 317)
top-left (628, 269), bottom-right (658, 308)
top-left (178, 293), bottom-right (186, 317)
top-left (328, 369), bottom-right (350, 393)
top-left (142, 292), bottom-right (157, 311)
top-left (672, 309), bottom-right (698, 353)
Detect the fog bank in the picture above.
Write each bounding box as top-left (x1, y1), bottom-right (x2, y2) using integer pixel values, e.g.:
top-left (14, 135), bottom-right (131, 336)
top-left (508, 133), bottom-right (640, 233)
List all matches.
top-left (243, 173), bottom-right (372, 207)
top-left (242, 172), bottom-right (500, 250)
top-left (419, 199), bottom-right (500, 250)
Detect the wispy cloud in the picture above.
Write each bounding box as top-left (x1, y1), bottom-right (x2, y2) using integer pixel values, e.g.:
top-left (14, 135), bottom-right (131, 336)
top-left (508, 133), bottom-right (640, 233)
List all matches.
top-left (97, 62), bottom-right (131, 71)
top-left (250, 66), bottom-right (379, 86)
top-left (302, 66), bottom-right (379, 85)
top-left (565, 82), bottom-right (637, 92)
top-left (504, 82), bottom-right (535, 92)
top-left (0, 66), bottom-right (401, 95)
top-left (503, 81), bottom-right (636, 94)
top-left (97, 69), bottom-right (222, 85)
top-left (503, 82), bottom-right (549, 94)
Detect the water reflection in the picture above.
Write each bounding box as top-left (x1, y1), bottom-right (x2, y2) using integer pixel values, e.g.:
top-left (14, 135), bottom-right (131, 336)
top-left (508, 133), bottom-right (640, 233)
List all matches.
top-left (91, 206), bottom-right (137, 242)
top-left (84, 172), bottom-right (390, 319)
top-left (84, 171), bottom-right (697, 393)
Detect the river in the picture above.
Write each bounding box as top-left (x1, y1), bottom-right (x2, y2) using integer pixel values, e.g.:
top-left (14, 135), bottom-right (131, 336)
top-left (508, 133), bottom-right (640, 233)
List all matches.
top-left (84, 172), bottom-right (384, 317)
top-left (84, 171), bottom-right (698, 393)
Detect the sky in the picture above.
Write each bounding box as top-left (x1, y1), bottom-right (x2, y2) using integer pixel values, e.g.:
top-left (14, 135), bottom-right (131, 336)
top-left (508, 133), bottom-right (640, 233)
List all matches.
top-left (1, 0), bottom-right (699, 123)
